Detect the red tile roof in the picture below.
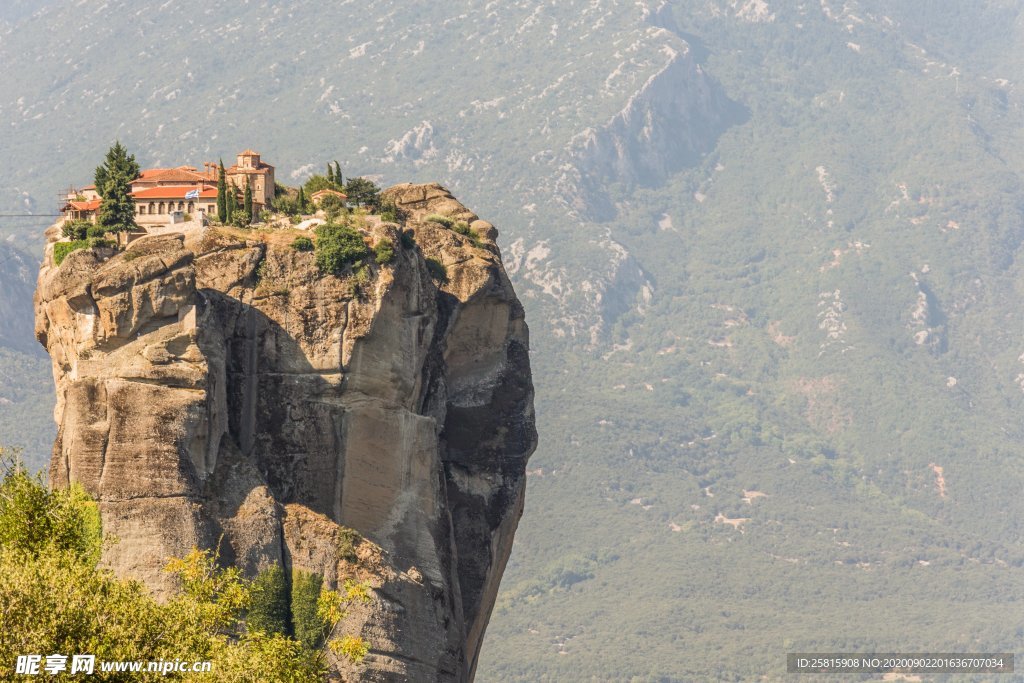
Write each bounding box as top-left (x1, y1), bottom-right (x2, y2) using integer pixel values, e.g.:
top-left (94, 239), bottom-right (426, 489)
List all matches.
top-left (132, 186), bottom-right (218, 199)
top-left (135, 167), bottom-right (213, 184)
top-left (67, 200), bottom-right (100, 211)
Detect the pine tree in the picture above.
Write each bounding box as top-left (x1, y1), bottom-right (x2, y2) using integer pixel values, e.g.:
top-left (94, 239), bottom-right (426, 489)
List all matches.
top-left (243, 176), bottom-right (253, 222)
top-left (327, 164), bottom-right (335, 185)
top-left (94, 142), bottom-right (140, 233)
top-left (216, 160), bottom-right (227, 223)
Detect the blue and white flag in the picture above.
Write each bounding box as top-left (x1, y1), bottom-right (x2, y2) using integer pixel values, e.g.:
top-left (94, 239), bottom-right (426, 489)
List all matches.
top-left (184, 189), bottom-right (201, 200)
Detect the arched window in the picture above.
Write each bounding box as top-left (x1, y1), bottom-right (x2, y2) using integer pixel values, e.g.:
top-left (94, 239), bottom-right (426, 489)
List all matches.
top-left (139, 205), bottom-right (147, 215)
top-left (178, 201), bottom-right (184, 211)
top-left (187, 201), bottom-right (194, 212)
top-left (159, 202), bottom-right (165, 214)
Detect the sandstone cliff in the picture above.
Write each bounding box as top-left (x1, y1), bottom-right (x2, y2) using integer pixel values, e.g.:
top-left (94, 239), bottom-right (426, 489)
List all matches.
top-left (34, 183), bottom-right (536, 681)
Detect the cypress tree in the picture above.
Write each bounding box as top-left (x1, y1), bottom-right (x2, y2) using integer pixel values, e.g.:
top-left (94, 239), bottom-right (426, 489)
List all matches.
top-left (243, 176), bottom-right (253, 222)
top-left (94, 142), bottom-right (140, 233)
top-left (216, 160), bottom-right (227, 223)
top-left (297, 187), bottom-right (307, 214)
top-left (333, 161), bottom-right (342, 187)
top-left (326, 164), bottom-right (335, 185)
top-left (226, 185), bottom-right (237, 220)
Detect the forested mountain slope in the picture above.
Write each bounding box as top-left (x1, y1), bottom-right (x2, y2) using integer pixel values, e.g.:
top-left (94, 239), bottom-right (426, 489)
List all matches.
top-left (2, 1), bottom-right (1024, 679)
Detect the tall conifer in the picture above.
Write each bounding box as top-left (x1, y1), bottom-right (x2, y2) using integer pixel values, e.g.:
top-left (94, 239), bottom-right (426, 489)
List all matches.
top-left (94, 142), bottom-right (140, 233)
top-left (243, 176), bottom-right (253, 222)
top-left (216, 160), bottom-right (227, 222)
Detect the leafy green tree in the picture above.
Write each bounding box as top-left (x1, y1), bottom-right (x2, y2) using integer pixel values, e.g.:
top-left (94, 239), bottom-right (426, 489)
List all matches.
top-left (62, 220), bottom-right (92, 240)
top-left (344, 177), bottom-right (380, 209)
top-left (94, 142), bottom-right (140, 233)
top-left (246, 564), bottom-right (290, 636)
top-left (319, 193), bottom-right (346, 221)
top-left (314, 224), bottom-right (369, 275)
top-left (303, 174), bottom-right (338, 195)
top-left (243, 176), bottom-right (253, 222)
top-left (290, 570), bottom-right (327, 650)
top-left (0, 448), bottom-right (101, 563)
top-left (0, 449), bottom-right (331, 680)
top-left (216, 160), bottom-right (227, 223)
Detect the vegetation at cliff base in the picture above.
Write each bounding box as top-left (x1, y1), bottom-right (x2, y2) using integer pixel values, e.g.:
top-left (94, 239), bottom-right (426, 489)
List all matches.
top-left (0, 447), bottom-right (373, 681)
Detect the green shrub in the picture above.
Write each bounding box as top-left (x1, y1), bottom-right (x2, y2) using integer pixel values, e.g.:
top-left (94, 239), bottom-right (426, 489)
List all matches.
top-left (88, 238), bottom-right (115, 249)
top-left (336, 527), bottom-right (361, 563)
top-left (230, 209), bottom-right (251, 228)
top-left (291, 570), bottom-right (328, 650)
top-left (451, 220), bottom-right (481, 246)
top-left (85, 224), bottom-right (107, 239)
top-left (426, 257), bottom-right (448, 284)
top-left (314, 223), bottom-right (369, 275)
top-left (53, 240), bottom-right (89, 266)
top-left (424, 213), bottom-right (454, 228)
top-left (374, 238), bottom-right (396, 265)
top-left (61, 220), bottom-right (92, 240)
top-left (331, 634), bottom-right (370, 663)
top-left (290, 236), bottom-right (314, 252)
top-left (248, 564), bottom-right (290, 636)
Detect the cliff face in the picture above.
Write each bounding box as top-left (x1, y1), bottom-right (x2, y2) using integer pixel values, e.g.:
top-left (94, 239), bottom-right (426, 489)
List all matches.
top-left (33, 184), bottom-right (536, 682)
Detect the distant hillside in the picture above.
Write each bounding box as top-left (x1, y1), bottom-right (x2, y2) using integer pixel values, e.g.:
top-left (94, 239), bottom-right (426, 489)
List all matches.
top-left (0, 242), bottom-right (40, 355)
top-left (0, 242), bottom-right (52, 469)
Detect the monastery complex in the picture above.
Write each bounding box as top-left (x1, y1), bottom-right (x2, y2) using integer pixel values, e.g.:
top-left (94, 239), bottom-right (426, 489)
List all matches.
top-left (63, 149), bottom-right (275, 226)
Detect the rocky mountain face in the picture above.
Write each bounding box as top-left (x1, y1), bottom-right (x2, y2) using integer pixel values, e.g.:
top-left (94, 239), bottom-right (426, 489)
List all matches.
top-left (33, 184), bottom-right (536, 681)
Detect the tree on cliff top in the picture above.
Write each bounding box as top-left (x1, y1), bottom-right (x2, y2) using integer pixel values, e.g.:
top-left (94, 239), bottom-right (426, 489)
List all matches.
top-left (243, 176), bottom-right (253, 222)
top-left (94, 142), bottom-right (139, 233)
top-left (344, 177), bottom-right (379, 209)
top-left (216, 159), bottom-right (227, 223)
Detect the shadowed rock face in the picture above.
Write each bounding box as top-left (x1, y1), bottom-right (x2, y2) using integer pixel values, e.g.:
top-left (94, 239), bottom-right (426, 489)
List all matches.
top-left (34, 183), bottom-right (536, 682)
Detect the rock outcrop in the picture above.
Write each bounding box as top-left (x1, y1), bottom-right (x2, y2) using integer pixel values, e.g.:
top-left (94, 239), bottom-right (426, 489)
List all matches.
top-left (34, 183), bottom-right (536, 682)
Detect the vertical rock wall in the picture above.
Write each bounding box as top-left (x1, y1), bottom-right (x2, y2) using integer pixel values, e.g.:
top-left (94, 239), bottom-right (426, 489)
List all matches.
top-left (34, 184), bottom-right (536, 681)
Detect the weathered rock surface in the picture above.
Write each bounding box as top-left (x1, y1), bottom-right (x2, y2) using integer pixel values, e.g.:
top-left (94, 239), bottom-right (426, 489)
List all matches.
top-left (34, 183), bottom-right (536, 682)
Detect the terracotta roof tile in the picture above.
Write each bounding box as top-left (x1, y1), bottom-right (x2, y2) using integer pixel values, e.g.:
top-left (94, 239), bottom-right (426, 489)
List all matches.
top-left (66, 200), bottom-right (100, 211)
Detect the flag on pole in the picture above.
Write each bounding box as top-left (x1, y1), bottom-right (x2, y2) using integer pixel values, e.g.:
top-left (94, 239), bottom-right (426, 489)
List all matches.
top-left (185, 189), bottom-right (200, 200)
